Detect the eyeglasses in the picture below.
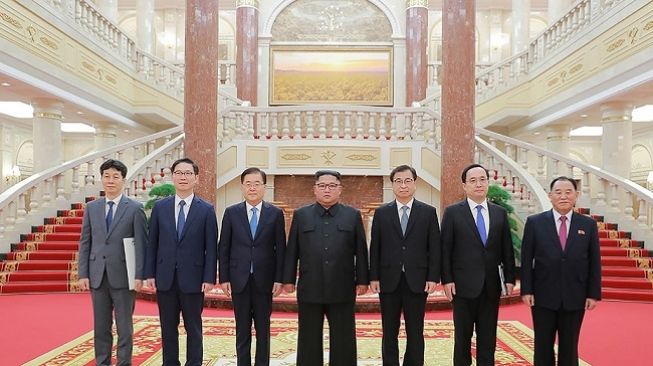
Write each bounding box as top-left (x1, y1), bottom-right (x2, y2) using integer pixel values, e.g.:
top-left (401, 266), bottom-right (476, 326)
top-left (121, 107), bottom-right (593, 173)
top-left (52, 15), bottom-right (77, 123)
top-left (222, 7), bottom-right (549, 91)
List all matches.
top-left (173, 171), bottom-right (195, 177)
top-left (393, 178), bottom-right (415, 185)
top-left (243, 182), bottom-right (264, 189)
top-left (315, 183), bottom-right (341, 190)
top-left (466, 177), bottom-right (488, 185)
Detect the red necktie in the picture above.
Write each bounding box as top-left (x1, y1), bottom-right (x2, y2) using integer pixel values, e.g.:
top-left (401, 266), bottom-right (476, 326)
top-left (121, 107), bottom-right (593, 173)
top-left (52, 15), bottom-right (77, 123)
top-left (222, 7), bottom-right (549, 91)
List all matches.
top-left (559, 216), bottom-right (568, 250)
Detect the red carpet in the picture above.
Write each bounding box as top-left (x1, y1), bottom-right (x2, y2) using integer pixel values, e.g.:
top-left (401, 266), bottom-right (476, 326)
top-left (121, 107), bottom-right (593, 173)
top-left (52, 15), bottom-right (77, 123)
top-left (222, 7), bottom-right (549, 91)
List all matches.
top-left (0, 294), bottom-right (649, 366)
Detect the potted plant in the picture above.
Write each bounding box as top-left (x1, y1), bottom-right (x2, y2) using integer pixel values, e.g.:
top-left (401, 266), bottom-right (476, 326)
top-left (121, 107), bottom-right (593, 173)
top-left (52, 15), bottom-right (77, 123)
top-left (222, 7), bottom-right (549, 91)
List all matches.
top-left (487, 184), bottom-right (523, 266)
top-left (145, 183), bottom-right (176, 216)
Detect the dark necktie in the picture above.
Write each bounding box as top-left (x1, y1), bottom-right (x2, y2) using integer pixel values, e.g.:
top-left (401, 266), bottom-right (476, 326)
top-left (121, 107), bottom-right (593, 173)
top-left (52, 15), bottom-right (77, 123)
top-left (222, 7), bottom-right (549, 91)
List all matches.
top-left (106, 201), bottom-right (114, 230)
top-left (559, 216), bottom-right (568, 250)
top-left (400, 206), bottom-right (409, 236)
top-left (177, 200), bottom-right (186, 240)
top-left (476, 205), bottom-right (487, 246)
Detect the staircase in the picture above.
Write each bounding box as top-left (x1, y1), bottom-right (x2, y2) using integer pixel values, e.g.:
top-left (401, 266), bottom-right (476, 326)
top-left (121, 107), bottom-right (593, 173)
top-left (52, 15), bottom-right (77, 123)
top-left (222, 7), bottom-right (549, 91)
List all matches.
top-left (0, 201), bottom-right (87, 294)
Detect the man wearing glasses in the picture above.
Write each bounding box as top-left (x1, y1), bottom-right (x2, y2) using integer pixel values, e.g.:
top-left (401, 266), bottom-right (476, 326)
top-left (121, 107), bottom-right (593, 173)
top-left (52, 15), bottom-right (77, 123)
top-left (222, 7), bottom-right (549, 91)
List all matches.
top-left (282, 170), bottom-right (369, 366)
top-left (441, 163), bottom-right (516, 366)
top-left (369, 165), bottom-right (441, 366)
top-left (145, 158), bottom-right (218, 366)
top-left (218, 167), bottom-right (286, 366)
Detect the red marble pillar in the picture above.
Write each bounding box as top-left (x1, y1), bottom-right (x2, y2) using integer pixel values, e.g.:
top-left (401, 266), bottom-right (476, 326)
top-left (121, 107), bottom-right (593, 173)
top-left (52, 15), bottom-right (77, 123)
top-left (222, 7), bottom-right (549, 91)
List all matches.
top-left (405, 1), bottom-right (428, 106)
top-left (236, 0), bottom-right (259, 106)
top-left (184, 0), bottom-right (218, 204)
top-left (441, 0), bottom-right (475, 209)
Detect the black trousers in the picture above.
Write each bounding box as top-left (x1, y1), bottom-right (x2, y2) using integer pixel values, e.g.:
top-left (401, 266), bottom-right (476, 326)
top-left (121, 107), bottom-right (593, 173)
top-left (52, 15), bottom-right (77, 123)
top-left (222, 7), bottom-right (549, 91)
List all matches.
top-left (296, 300), bottom-right (357, 366)
top-left (452, 287), bottom-right (500, 366)
top-left (231, 274), bottom-right (273, 366)
top-left (157, 271), bottom-right (205, 366)
top-left (379, 273), bottom-right (427, 366)
top-left (531, 305), bottom-right (585, 366)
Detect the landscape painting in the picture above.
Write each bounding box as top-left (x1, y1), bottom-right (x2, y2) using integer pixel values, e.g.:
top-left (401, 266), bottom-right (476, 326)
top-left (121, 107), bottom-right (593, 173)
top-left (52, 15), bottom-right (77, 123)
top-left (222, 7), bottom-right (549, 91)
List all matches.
top-left (270, 47), bottom-right (393, 105)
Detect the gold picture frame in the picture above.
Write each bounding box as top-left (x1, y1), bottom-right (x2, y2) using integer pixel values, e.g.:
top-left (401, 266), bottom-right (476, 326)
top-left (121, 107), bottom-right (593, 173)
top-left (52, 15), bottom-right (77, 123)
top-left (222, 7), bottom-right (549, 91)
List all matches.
top-left (270, 46), bottom-right (393, 106)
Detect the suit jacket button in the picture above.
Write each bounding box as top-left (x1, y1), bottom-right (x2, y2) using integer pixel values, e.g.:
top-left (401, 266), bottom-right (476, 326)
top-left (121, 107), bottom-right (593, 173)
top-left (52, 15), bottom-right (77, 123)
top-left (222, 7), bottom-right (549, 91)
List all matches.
top-left (325, 260), bottom-right (329, 265)
top-left (402, 246), bottom-right (406, 250)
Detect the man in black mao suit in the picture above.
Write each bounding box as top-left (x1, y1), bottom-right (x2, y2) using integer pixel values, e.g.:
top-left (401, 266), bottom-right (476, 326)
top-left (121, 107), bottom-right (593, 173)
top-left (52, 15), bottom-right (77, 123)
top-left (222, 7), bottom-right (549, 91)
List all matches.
top-left (369, 165), bottom-right (440, 366)
top-left (219, 167), bottom-right (286, 366)
top-left (521, 176), bottom-right (601, 366)
top-left (145, 158), bottom-right (218, 366)
top-left (441, 164), bottom-right (516, 366)
top-left (282, 170), bottom-right (369, 366)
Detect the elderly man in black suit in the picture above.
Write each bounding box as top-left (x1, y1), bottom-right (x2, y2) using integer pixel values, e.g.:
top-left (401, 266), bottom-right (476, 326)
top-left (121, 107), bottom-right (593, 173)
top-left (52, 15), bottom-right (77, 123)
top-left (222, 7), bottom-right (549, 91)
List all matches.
top-left (219, 167), bottom-right (286, 366)
top-left (521, 176), bottom-right (601, 366)
top-left (282, 170), bottom-right (369, 366)
top-left (441, 163), bottom-right (516, 366)
top-left (369, 165), bottom-right (440, 366)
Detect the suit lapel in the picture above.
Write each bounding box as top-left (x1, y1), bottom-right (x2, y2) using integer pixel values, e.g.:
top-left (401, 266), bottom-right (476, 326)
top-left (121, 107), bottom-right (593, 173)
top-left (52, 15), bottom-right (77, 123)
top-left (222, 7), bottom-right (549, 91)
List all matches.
top-left (545, 210), bottom-right (563, 253)
top-left (461, 200), bottom-right (484, 246)
top-left (255, 201), bottom-right (273, 240)
top-left (238, 202), bottom-right (253, 241)
top-left (565, 212), bottom-right (583, 253)
top-left (95, 198), bottom-right (109, 235)
top-left (179, 197), bottom-right (201, 241)
top-left (388, 201), bottom-right (403, 238)
top-left (107, 196), bottom-right (129, 237)
top-left (404, 200), bottom-right (420, 237)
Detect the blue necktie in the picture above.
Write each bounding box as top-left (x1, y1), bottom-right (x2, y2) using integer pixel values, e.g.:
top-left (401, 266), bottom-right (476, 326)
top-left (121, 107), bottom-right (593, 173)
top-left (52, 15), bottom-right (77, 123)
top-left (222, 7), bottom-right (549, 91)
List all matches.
top-left (177, 200), bottom-right (186, 240)
top-left (476, 205), bottom-right (487, 246)
top-left (400, 206), bottom-right (409, 236)
top-left (250, 207), bottom-right (258, 239)
top-left (106, 201), bottom-right (114, 230)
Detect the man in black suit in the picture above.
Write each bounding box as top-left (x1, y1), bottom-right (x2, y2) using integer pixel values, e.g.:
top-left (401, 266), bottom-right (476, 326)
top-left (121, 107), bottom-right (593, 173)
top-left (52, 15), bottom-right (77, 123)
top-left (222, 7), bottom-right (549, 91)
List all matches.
top-left (521, 176), bottom-right (601, 366)
top-left (145, 158), bottom-right (218, 366)
top-left (282, 170), bottom-right (369, 366)
top-left (218, 167), bottom-right (286, 366)
top-left (369, 165), bottom-right (440, 366)
top-left (441, 163), bottom-right (516, 366)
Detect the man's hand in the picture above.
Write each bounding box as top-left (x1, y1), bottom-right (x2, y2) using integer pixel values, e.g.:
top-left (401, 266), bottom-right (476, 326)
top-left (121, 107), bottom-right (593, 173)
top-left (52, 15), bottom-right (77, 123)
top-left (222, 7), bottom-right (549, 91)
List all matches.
top-left (78, 278), bottom-right (90, 291)
top-left (146, 278), bottom-right (156, 290)
top-left (356, 285), bottom-right (369, 296)
top-left (444, 282), bottom-right (456, 302)
top-left (134, 279), bottom-right (143, 292)
top-left (585, 298), bottom-right (598, 310)
top-left (201, 282), bottom-right (214, 293)
top-left (283, 284), bottom-right (295, 293)
top-left (370, 281), bottom-right (380, 294)
top-left (272, 282), bottom-right (283, 297)
top-left (505, 283), bottom-right (515, 296)
top-left (522, 294), bottom-right (535, 306)
top-left (424, 281), bottom-right (437, 294)
top-left (221, 282), bottom-right (232, 297)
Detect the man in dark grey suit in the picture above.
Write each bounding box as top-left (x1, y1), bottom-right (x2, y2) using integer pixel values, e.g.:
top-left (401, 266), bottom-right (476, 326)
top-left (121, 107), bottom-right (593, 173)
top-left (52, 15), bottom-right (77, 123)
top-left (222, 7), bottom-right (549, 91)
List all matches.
top-left (78, 159), bottom-right (147, 366)
top-left (219, 167), bottom-right (286, 366)
top-left (369, 165), bottom-right (441, 366)
top-left (521, 176), bottom-right (601, 366)
top-left (441, 163), bottom-right (516, 366)
top-left (282, 170), bottom-right (369, 366)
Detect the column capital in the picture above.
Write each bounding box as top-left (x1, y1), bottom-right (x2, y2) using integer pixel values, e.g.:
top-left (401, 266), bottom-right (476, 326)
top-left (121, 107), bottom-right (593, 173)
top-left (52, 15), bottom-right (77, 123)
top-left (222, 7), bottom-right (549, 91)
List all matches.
top-left (31, 98), bottom-right (64, 121)
top-left (406, 0), bottom-right (428, 9)
top-left (600, 102), bottom-right (633, 124)
top-left (94, 122), bottom-right (118, 137)
top-left (546, 125), bottom-right (570, 141)
top-left (237, 0), bottom-right (259, 9)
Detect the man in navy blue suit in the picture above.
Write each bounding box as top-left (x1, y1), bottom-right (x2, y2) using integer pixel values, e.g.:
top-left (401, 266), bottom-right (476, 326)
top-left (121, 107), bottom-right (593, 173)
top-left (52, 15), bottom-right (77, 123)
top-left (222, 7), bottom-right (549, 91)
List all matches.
top-left (218, 167), bottom-right (286, 366)
top-left (145, 158), bottom-right (218, 366)
top-left (521, 176), bottom-right (601, 366)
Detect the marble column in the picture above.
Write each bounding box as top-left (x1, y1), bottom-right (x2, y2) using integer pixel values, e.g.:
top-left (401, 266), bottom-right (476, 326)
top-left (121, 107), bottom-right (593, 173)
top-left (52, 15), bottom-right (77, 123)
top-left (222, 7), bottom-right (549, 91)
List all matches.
top-left (405, 0), bottom-right (428, 106)
top-left (184, 0), bottom-right (218, 204)
top-left (545, 125), bottom-right (570, 182)
top-left (548, 0), bottom-right (568, 23)
top-left (137, 0), bottom-right (155, 54)
top-left (0, 124), bottom-right (15, 191)
top-left (96, 0), bottom-right (118, 23)
top-left (236, 0), bottom-right (259, 106)
top-left (512, 0), bottom-right (530, 54)
top-left (601, 102), bottom-right (633, 179)
top-left (441, 0), bottom-right (476, 209)
top-left (94, 122), bottom-right (117, 151)
top-left (32, 99), bottom-right (63, 173)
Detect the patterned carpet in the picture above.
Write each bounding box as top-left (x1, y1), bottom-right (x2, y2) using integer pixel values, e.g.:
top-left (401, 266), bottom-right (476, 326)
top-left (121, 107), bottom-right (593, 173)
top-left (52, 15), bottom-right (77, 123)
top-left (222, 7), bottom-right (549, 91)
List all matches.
top-left (24, 316), bottom-right (590, 365)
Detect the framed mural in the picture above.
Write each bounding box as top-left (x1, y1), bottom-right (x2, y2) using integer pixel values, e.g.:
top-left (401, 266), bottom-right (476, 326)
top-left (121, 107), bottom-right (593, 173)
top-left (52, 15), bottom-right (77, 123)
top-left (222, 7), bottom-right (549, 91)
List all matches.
top-left (270, 47), bottom-right (393, 106)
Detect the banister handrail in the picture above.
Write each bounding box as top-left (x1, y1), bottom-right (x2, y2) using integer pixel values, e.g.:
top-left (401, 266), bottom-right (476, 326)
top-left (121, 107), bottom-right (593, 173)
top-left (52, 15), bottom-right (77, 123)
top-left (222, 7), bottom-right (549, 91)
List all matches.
top-left (0, 126), bottom-right (183, 207)
top-left (221, 104), bottom-right (440, 116)
top-left (477, 127), bottom-right (653, 205)
top-left (126, 134), bottom-right (184, 183)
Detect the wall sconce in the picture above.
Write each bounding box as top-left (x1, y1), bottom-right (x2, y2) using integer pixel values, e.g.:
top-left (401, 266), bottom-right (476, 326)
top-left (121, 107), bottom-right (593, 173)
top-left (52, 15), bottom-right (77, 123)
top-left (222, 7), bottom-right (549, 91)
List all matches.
top-left (5, 165), bottom-right (21, 186)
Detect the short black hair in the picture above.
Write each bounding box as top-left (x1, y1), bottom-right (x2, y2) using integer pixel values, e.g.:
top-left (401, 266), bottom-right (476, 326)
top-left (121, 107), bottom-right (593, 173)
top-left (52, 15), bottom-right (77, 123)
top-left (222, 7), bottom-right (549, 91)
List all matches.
top-left (315, 170), bottom-right (341, 182)
top-left (549, 176), bottom-right (578, 191)
top-left (390, 165), bottom-right (417, 182)
top-left (171, 158), bottom-right (199, 175)
top-left (241, 167), bottom-right (267, 184)
top-left (461, 163), bottom-right (489, 183)
top-left (100, 159), bottom-right (127, 178)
